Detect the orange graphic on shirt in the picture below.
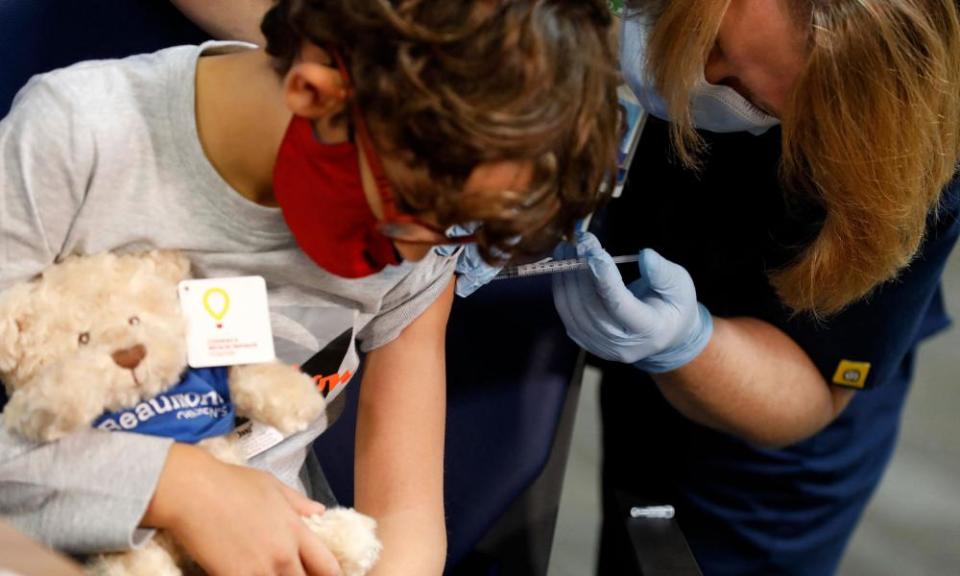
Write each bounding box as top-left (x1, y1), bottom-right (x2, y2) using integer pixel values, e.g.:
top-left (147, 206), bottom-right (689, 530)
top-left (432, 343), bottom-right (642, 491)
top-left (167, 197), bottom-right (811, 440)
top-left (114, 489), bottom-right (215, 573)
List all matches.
top-left (312, 370), bottom-right (353, 398)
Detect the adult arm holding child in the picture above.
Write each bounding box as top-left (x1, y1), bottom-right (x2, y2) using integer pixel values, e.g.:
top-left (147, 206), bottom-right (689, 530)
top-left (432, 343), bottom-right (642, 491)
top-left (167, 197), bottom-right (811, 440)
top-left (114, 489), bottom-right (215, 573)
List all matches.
top-left (170, 0), bottom-right (270, 43)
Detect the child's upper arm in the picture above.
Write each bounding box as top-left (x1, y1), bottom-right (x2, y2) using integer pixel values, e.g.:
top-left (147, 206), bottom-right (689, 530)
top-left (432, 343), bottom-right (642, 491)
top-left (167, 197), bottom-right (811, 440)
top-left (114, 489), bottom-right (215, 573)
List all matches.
top-left (0, 74), bottom-right (91, 288)
top-left (357, 250), bottom-right (458, 351)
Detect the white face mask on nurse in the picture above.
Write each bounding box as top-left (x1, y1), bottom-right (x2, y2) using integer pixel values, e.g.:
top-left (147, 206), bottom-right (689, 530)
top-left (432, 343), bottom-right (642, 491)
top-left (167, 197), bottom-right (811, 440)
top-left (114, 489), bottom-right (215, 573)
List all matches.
top-left (621, 0), bottom-right (807, 135)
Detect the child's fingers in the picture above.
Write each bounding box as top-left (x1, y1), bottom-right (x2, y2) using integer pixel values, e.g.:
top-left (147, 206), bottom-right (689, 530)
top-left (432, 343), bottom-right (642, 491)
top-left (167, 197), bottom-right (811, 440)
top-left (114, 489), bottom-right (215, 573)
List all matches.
top-left (298, 532), bottom-right (342, 576)
top-left (280, 483), bottom-right (327, 517)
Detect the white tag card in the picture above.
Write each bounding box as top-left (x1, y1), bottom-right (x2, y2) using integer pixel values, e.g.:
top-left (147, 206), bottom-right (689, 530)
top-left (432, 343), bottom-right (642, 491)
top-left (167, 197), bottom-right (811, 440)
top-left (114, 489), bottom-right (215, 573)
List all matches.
top-left (178, 276), bottom-right (275, 368)
top-left (232, 419), bottom-right (286, 460)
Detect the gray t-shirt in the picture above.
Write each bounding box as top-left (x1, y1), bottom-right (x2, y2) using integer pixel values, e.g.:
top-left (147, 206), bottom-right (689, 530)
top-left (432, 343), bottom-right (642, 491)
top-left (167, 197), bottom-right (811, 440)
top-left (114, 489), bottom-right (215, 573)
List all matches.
top-left (0, 42), bottom-right (456, 553)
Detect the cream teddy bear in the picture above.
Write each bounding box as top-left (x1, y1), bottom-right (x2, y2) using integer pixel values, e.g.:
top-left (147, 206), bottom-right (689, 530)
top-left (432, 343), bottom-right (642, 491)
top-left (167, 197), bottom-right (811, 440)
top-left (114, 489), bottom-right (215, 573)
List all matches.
top-left (0, 251), bottom-right (381, 576)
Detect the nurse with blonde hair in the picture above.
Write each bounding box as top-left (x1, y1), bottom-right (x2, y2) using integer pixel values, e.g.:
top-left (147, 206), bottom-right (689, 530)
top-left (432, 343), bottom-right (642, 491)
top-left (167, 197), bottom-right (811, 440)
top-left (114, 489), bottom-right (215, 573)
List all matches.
top-left (552, 0), bottom-right (960, 573)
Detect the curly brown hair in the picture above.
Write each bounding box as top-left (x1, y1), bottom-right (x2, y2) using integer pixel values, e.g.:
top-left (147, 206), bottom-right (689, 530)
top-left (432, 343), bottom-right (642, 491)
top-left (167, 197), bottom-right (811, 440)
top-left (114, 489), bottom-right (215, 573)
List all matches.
top-left (261, 0), bottom-right (621, 263)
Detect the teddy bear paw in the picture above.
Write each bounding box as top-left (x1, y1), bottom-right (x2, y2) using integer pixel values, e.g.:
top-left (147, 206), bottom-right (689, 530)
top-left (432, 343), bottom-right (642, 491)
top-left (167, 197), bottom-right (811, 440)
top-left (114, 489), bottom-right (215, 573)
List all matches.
top-left (229, 363), bottom-right (326, 434)
top-left (302, 508), bottom-right (382, 576)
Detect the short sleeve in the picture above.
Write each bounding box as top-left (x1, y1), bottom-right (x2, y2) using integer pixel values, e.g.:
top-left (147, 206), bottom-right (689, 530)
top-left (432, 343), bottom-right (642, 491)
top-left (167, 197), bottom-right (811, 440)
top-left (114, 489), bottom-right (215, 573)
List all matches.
top-left (0, 73), bottom-right (90, 289)
top-left (775, 176), bottom-right (960, 390)
top-left (357, 250), bottom-right (457, 351)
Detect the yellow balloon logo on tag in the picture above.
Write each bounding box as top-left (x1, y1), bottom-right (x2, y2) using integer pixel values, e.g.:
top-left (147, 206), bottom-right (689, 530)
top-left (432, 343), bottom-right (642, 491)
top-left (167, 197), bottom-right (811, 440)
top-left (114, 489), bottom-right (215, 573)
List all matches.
top-left (202, 287), bottom-right (230, 328)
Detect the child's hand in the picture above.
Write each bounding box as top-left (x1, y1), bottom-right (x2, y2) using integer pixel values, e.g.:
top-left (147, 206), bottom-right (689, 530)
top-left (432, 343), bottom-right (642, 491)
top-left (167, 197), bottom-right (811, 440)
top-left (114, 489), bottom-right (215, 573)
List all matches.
top-left (143, 443), bottom-right (342, 576)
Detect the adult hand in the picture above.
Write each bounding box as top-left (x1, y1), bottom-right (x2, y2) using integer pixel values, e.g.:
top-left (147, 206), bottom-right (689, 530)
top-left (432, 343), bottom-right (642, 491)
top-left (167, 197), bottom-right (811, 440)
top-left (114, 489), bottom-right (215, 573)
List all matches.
top-left (435, 225), bottom-right (503, 297)
top-left (144, 444), bottom-right (341, 576)
top-left (552, 232), bottom-right (713, 373)
top-left (452, 243), bottom-right (503, 297)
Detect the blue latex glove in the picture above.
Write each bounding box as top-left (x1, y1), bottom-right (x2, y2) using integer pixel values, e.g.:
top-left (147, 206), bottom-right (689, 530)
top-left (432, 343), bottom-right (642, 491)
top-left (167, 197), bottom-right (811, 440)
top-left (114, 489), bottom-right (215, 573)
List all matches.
top-left (551, 232), bottom-right (713, 373)
top-left (434, 225), bottom-right (503, 297)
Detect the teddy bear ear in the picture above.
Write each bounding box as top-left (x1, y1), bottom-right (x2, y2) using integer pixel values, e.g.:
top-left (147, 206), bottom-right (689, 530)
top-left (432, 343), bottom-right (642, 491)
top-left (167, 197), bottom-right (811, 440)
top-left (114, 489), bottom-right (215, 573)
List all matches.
top-left (0, 283), bottom-right (34, 374)
top-left (143, 250), bottom-right (192, 283)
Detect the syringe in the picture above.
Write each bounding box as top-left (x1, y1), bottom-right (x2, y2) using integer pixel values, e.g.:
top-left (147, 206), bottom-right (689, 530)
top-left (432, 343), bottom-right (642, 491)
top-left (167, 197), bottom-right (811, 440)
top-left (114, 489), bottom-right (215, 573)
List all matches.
top-left (495, 254), bottom-right (641, 280)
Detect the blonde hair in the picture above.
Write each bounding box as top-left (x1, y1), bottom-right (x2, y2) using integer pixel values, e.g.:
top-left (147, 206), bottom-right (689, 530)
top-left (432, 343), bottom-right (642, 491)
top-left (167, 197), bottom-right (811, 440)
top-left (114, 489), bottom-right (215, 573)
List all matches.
top-left (631, 0), bottom-right (960, 315)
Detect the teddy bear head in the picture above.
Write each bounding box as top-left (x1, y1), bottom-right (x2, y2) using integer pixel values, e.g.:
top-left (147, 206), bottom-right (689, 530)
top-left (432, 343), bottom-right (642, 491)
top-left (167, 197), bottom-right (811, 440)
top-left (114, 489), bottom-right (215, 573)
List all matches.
top-left (0, 251), bottom-right (192, 441)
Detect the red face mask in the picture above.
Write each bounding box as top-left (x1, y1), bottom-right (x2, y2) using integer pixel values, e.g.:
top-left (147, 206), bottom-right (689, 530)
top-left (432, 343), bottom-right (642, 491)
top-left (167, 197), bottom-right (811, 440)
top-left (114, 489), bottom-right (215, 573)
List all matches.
top-left (273, 114), bottom-right (399, 278)
top-left (272, 50), bottom-right (474, 278)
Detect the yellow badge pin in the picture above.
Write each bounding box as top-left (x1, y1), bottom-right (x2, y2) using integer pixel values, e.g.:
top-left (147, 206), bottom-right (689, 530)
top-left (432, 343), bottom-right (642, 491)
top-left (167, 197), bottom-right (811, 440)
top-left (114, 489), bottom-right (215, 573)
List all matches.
top-left (832, 360), bottom-right (872, 389)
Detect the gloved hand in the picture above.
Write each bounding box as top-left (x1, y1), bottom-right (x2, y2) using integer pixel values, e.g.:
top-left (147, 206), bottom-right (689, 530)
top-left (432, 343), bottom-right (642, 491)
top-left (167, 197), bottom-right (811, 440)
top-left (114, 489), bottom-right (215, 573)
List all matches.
top-left (434, 225), bottom-right (503, 297)
top-left (551, 232), bottom-right (713, 373)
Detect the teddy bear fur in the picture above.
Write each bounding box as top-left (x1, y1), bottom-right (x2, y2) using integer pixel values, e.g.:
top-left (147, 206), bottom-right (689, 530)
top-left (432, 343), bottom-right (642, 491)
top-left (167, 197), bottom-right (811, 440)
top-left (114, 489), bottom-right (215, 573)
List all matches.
top-left (0, 251), bottom-right (381, 576)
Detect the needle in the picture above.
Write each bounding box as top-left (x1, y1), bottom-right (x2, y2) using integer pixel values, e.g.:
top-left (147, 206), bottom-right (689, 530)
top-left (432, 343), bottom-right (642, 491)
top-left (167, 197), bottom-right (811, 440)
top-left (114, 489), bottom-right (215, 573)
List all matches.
top-left (494, 254), bottom-right (640, 280)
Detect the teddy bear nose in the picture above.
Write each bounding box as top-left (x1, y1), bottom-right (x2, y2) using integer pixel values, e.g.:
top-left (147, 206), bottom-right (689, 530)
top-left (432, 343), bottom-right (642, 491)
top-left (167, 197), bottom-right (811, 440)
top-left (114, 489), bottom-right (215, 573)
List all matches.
top-left (112, 344), bottom-right (147, 370)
